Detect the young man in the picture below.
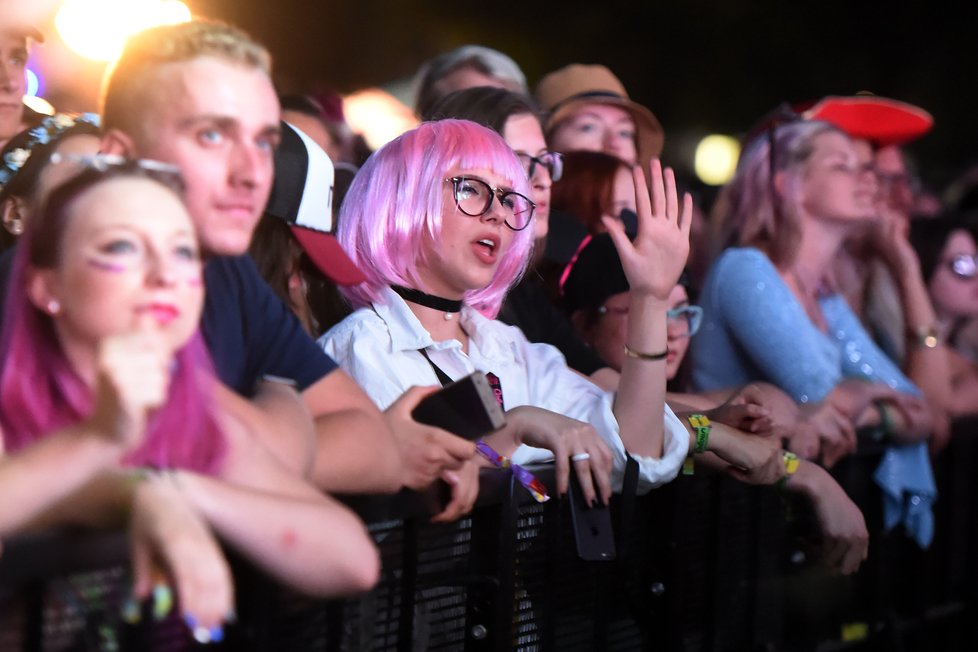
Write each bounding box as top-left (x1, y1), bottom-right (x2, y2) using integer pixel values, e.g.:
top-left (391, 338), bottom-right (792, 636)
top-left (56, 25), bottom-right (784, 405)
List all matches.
top-left (0, 23), bottom-right (44, 150)
top-left (97, 21), bottom-right (410, 493)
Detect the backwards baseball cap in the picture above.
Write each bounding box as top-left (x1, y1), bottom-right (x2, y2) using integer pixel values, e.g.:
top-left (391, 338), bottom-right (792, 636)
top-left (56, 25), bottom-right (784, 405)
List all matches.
top-left (535, 64), bottom-right (664, 167)
top-left (264, 121), bottom-right (366, 286)
top-left (802, 94), bottom-right (933, 147)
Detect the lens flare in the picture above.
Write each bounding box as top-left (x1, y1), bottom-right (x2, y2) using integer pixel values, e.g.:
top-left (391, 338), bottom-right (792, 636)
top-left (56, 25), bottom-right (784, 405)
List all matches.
top-left (56, 0), bottom-right (192, 62)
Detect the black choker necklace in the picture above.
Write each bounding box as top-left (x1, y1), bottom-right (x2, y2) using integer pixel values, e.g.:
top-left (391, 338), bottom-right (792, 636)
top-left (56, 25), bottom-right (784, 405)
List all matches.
top-left (392, 285), bottom-right (463, 319)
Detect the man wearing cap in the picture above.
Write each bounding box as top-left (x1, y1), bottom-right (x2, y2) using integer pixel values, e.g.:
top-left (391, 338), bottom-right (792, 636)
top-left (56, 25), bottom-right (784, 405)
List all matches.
top-left (535, 64), bottom-right (663, 169)
top-left (95, 20), bottom-right (408, 493)
top-left (0, 24), bottom-right (43, 151)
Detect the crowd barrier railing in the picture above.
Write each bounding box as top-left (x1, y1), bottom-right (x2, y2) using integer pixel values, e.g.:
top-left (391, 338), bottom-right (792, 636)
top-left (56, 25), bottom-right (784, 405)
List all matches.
top-left (3, 417), bottom-right (978, 651)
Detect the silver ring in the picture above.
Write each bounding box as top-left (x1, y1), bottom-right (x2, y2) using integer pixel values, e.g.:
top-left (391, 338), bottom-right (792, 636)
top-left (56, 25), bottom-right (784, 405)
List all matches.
top-left (571, 452), bottom-right (591, 462)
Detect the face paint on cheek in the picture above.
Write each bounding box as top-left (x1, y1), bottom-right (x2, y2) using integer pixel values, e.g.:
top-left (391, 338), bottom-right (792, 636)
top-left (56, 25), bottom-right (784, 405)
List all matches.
top-left (86, 258), bottom-right (127, 273)
top-left (186, 275), bottom-right (203, 288)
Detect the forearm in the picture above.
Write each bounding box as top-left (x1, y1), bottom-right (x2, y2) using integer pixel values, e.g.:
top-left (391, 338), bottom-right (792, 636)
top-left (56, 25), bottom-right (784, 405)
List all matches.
top-left (215, 382), bottom-right (316, 478)
top-left (897, 268), bottom-right (953, 410)
top-left (176, 470), bottom-right (380, 597)
top-left (613, 294), bottom-right (669, 457)
top-left (0, 430), bottom-right (128, 535)
top-left (303, 370), bottom-right (402, 494)
top-left (310, 409), bottom-right (402, 493)
top-left (666, 391), bottom-right (721, 411)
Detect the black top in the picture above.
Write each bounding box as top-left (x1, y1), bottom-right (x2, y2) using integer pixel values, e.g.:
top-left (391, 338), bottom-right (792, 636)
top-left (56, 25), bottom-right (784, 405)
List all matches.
top-left (497, 271), bottom-right (607, 376)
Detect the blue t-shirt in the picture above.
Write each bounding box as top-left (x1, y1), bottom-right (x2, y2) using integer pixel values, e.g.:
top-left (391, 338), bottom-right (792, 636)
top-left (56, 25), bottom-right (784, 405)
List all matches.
top-left (0, 247), bottom-right (336, 396)
top-left (202, 256), bottom-right (336, 395)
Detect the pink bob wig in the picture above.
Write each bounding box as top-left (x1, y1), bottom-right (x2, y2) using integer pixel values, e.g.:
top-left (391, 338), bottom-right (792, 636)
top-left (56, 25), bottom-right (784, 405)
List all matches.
top-left (0, 163), bottom-right (225, 474)
top-left (337, 119), bottom-right (535, 317)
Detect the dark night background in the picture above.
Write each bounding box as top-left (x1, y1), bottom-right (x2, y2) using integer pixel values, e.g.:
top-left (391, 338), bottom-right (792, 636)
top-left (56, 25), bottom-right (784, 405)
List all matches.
top-left (40, 0), bottom-right (978, 195)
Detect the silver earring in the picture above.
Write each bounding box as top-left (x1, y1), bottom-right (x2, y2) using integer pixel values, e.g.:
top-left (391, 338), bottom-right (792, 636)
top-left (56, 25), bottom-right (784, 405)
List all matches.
top-left (47, 299), bottom-right (60, 315)
top-left (10, 221), bottom-right (22, 235)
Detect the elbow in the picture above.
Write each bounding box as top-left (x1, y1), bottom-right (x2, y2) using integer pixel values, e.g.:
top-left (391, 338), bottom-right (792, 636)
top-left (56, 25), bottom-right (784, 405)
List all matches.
top-left (349, 540), bottom-right (382, 593)
top-left (303, 537), bottom-right (381, 598)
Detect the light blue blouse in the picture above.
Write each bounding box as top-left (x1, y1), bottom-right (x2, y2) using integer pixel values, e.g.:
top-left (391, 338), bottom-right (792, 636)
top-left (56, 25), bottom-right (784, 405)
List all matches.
top-left (691, 247), bottom-right (935, 547)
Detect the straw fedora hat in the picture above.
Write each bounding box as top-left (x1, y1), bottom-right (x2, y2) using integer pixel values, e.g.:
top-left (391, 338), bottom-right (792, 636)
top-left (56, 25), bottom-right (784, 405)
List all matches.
top-left (535, 64), bottom-right (664, 166)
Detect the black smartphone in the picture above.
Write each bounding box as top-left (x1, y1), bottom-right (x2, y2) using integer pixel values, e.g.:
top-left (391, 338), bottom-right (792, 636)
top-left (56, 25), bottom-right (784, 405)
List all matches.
top-left (411, 372), bottom-right (506, 440)
top-left (567, 470), bottom-right (616, 561)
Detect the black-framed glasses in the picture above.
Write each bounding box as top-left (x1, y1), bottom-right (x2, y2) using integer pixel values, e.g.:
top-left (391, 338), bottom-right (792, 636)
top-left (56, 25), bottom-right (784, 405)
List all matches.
top-left (947, 254), bottom-right (978, 280)
top-left (516, 151), bottom-right (563, 182)
top-left (445, 176), bottom-right (535, 232)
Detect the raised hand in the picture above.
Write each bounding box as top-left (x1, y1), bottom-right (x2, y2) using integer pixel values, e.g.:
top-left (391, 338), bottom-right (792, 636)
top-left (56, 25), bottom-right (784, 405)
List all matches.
top-left (602, 159), bottom-right (692, 302)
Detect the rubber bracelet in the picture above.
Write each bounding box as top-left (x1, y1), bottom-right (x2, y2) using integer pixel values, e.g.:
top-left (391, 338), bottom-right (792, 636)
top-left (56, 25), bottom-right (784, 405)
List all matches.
top-left (687, 414), bottom-right (712, 454)
top-left (782, 451), bottom-right (799, 475)
top-left (623, 344), bottom-right (668, 361)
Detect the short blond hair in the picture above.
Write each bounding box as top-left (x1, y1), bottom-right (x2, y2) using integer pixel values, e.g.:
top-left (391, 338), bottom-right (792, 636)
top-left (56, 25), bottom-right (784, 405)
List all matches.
top-left (100, 20), bottom-right (271, 137)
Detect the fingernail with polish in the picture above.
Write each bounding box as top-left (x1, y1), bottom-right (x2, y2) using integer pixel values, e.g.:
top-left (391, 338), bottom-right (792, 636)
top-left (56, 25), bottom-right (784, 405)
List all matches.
top-left (192, 624), bottom-right (212, 644)
top-left (120, 596), bottom-right (141, 625)
top-left (152, 584), bottom-right (173, 621)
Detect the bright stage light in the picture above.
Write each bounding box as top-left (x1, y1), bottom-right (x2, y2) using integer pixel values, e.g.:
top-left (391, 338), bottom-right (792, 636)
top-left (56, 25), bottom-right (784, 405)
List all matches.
top-left (343, 89), bottom-right (418, 150)
top-left (55, 0), bottom-right (191, 62)
top-left (694, 134), bottom-right (740, 186)
top-left (23, 96), bottom-right (55, 116)
top-left (25, 69), bottom-right (39, 97)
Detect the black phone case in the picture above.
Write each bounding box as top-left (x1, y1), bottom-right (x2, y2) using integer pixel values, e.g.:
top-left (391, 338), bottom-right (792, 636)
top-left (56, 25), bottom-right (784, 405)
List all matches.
top-left (411, 372), bottom-right (506, 440)
top-left (567, 472), bottom-right (616, 561)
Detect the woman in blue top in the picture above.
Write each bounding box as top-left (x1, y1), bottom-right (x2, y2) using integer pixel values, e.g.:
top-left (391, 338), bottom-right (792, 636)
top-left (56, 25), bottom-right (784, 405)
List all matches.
top-left (692, 119), bottom-right (936, 545)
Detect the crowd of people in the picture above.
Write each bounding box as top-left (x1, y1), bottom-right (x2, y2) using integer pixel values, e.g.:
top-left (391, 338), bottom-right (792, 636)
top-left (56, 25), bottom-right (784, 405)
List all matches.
top-left (1, 14), bottom-right (977, 647)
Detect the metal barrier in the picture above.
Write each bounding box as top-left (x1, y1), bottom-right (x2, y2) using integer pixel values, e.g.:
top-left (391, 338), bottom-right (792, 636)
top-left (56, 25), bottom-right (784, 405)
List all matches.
top-left (3, 419), bottom-right (978, 651)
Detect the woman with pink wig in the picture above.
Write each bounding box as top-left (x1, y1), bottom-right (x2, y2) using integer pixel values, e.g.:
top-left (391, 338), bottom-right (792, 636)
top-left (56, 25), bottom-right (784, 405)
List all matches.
top-left (321, 118), bottom-right (721, 516)
top-left (0, 161), bottom-right (378, 643)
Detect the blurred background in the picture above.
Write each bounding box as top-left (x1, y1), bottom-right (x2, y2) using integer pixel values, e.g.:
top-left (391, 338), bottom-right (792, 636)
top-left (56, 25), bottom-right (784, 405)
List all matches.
top-left (14, 0), bottom-right (977, 196)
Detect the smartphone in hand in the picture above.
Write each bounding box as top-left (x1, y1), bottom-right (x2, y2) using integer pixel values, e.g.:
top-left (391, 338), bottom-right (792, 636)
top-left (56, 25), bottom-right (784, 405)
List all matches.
top-left (411, 372), bottom-right (506, 440)
top-left (567, 470), bottom-right (616, 561)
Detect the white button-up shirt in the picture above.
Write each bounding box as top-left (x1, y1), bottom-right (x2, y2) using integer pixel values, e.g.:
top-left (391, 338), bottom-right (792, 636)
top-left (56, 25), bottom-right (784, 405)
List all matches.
top-left (319, 287), bottom-right (688, 493)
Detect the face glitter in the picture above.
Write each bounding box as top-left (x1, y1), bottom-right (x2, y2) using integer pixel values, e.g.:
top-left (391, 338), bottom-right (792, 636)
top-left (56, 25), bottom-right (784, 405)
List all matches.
top-left (85, 257), bottom-right (126, 273)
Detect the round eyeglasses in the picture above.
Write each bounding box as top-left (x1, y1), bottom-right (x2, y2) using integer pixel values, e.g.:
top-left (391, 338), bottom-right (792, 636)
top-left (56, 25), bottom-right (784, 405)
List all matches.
top-left (947, 254), bottom-right (978, 280)
top-left (445, 176), bottom-right (535, 232)
top-left (516, 151), bottom-right (563, 182)
top-left (596, 303), bottom-right (703, 338)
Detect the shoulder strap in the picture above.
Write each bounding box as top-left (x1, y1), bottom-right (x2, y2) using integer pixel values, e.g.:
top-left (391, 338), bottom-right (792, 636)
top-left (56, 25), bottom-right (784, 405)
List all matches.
top-left (418, 348), bottom-right (454, 387)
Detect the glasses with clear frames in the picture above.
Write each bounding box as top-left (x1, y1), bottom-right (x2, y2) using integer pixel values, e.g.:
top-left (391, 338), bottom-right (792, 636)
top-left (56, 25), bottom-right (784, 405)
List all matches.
top-left (597, 303), bottom-right (703, 338)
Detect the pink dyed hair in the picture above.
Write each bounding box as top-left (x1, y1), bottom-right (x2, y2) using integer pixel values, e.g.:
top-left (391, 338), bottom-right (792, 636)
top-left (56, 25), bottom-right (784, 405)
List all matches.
top-left (712, 119), bottom-right (842, 267)
top-left (0, 165), bottom-right (225, 474)
top-left (337, 119), bottom-right (534, 317)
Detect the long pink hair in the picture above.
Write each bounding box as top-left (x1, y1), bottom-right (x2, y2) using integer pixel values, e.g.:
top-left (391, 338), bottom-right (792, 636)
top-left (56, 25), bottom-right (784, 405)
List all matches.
top-left (0, 164), bottom-right (225, 473)
top-left (337, 119), bottom-right (534, 317)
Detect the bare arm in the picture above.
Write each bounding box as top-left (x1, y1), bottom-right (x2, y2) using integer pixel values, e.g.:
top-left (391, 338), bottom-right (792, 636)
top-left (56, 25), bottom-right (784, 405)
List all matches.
top-left (303, 369), bottom-right (403, 494)
top-left (606, 160), bottom-right (692, 459)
